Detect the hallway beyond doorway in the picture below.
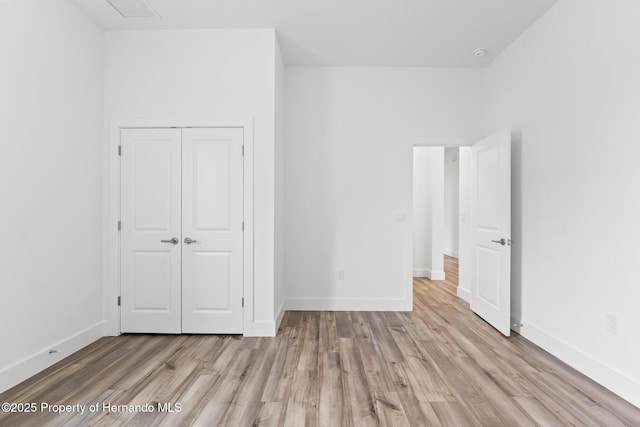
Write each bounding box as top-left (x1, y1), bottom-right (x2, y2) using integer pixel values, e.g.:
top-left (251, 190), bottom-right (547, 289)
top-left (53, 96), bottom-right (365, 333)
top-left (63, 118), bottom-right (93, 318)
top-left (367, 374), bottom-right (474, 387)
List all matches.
top-left (416, 255), bottom-right (459, 297)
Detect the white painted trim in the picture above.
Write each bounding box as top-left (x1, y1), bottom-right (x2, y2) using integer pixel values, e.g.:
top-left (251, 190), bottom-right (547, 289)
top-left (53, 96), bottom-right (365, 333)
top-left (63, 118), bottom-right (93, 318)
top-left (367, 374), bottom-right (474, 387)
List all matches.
top-left (457, 287), bottom-right (471, 303)
top-left (410, 136), bottom-right (476, 147)
top-left (285, 297), bottom-right (412, 312)
top-left (104, 118), bottom-right (255, 337)
top-left (274, 298), bottom-right (286, 334)
top-left (444, 250), bottom-right (459, 258)
top-left (413, 268), bottom-right (445, 280)
top-left (0, 322), bottom-right (103, 393)
top-left (520, 321), bottom-right (640, 408)
top-left (242, 121), bottom-right (256, 338)
top-left (250, 321), bottom-right (277, 337)
top-left (413, 268), bottom-right (429, 278)
top-left (404, 145), bottom-right (414, 314)
top-left (104, 120), bottom-right (121, 336)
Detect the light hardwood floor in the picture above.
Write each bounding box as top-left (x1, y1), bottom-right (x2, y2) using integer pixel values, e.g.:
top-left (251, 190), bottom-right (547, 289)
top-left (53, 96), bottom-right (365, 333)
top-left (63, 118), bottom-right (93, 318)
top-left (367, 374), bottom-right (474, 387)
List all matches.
top-left (1, 257), bottom-right (639, 426)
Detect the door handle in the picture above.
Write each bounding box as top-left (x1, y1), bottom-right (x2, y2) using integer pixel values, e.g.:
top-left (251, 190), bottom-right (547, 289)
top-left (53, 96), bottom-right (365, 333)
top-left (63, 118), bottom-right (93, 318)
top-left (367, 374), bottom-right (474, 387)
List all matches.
top-left (184, 237), bottom-right (197, 244)
top-left (160, 237), bottom-right (179, 245)
top-left (491, 238), bottom-right (506, 246)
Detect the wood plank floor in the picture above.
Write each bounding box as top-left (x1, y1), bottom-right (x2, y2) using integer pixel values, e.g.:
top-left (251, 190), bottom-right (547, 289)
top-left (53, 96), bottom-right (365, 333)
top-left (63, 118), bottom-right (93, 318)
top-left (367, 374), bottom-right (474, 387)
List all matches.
top-left (438, 255), bottom-right (459, 297)
top-left (1, 258), bottom-right (639, 426)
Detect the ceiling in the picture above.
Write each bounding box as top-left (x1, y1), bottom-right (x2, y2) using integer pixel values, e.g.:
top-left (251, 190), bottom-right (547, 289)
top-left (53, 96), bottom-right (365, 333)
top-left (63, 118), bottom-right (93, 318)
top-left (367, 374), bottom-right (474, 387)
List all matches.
top-left (71, 0), bottom-right (558, 67)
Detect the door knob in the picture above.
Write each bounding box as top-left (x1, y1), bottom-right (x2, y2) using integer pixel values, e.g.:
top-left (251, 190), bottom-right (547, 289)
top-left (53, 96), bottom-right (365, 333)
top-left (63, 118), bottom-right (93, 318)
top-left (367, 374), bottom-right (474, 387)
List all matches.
top-left (491, 238), bottom-right (506, 246)
top-left (184, 237), bottom-right (197, 244)
top-left (160, 237), bottom-right (179, 245)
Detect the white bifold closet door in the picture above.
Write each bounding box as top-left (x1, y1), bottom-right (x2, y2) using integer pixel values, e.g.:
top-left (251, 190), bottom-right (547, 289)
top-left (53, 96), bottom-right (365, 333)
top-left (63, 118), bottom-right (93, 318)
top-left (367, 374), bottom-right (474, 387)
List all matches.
top-left (181, 128), bottom-right (243, 333)
top-left (120, 128), bottom-right (182, 334)
top-left (120, 127), bottom-right (243, 334)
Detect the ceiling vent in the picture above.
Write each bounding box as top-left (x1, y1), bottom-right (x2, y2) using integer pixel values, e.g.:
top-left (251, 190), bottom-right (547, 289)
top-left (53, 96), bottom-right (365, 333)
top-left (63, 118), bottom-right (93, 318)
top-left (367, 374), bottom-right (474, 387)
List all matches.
top-left (107, 0), bottom-right (159, 19)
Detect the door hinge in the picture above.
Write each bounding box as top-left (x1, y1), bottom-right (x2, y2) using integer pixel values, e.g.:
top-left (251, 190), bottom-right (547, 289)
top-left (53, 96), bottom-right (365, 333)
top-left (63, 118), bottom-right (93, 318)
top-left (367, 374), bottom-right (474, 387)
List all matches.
top-left (117, 296), bottom-right (121, 306)
top-left (242, 221), bottom-right (244, 232)
top-left (242, 145), bottom-right (244, 156)
top-left (242, 297), bottom-right (244, 308)
top-left (118, 220), bottom-right (121, 231)
top-left (118, 145), bottom-right (121, 156)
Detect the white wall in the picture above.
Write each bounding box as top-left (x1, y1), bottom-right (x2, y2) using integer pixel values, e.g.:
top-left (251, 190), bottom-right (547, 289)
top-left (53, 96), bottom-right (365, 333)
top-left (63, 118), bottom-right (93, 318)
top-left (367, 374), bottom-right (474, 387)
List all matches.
top-left (485, 0), bottom-right (640, 407)
top-left (285, 67), bottom-right (482, 310)
top-left (413, 149), bottom-right (432, 277)
top-left (104, 29), bottom-right (278, 336)
top-left (413, 147), bottom-right (445, 280)
top-left (274, 37), bottom-right (286, 330)
top-left (0, 0), bottom-right (104, 392)
top-left (444, 148), bottom-right (460, 257)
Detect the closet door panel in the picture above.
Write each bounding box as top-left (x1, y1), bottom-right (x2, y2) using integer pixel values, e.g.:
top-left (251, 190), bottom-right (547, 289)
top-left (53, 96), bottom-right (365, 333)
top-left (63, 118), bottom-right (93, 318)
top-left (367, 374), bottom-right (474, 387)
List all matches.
top-left (120, 128), bottom-right (182, 334)
top-left (181, 128), bottom-right (244, 334)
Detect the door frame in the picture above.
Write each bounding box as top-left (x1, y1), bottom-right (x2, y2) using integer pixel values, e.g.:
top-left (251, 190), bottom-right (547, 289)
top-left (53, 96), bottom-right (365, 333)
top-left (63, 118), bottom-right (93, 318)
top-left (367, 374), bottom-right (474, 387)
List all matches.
top-left (409, 133), bottom-right (513, 335)
top-left (409, 136), bottom-right (475, 309)
top-left (104, 118), bottom-right (254, 336)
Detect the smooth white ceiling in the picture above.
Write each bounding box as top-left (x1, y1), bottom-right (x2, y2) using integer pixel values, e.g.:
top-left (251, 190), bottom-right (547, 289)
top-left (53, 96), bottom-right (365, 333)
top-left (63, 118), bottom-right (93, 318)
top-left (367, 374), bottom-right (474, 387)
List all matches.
top-left (72, 0), bottom-right (558, 67)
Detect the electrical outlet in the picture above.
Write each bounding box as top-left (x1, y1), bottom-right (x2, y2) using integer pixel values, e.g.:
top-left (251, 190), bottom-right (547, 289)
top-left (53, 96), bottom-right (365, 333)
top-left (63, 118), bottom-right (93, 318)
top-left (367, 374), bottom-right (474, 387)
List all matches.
top-left (605, 314), bottom-right (618, 335)
top-left (337, 269), bottom-right (345, 280)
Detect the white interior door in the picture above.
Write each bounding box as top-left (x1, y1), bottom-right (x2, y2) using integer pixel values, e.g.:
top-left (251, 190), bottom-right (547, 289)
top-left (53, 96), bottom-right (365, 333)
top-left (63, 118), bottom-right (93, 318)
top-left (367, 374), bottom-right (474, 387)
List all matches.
top-left (471, 128), bottom-right (511, 336)
top-left (120, 128), bottom-right (182, 333)
top-left (181, 128), bottom-right (244, 333)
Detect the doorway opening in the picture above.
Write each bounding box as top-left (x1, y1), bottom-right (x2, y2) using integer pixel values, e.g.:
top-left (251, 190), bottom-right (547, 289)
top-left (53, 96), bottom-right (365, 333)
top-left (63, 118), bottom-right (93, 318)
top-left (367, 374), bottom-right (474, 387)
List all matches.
top-left (411, 128), bottom-right (512, 336)
top-left (412, 146), bottom-right (471, 302)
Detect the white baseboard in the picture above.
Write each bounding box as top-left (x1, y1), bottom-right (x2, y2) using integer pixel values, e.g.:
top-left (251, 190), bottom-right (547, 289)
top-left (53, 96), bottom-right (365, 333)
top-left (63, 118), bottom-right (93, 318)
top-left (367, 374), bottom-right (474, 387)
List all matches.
top-left (285, 297), bottom-right (412, 312)
top-left (275, 299), bottom-right (286, 333)
top-left (413, 269), bottom-right (446, 280)
top-left (444, 250), bottom-right (459, 258)
top-left (249, 321), bottom-right (277, 337)
top-left (0, 322), bottom-right (103, 394)
top-left (457, 286), bottom-right (471, 303)
top-left (520, 321), bottom-right (640, 408)
top-left (247, 299), bottom-right (287, 338)
top-left (250, 296), bottom-right (412, 336)
top-left (413, 268), bottom-right (428, 277)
